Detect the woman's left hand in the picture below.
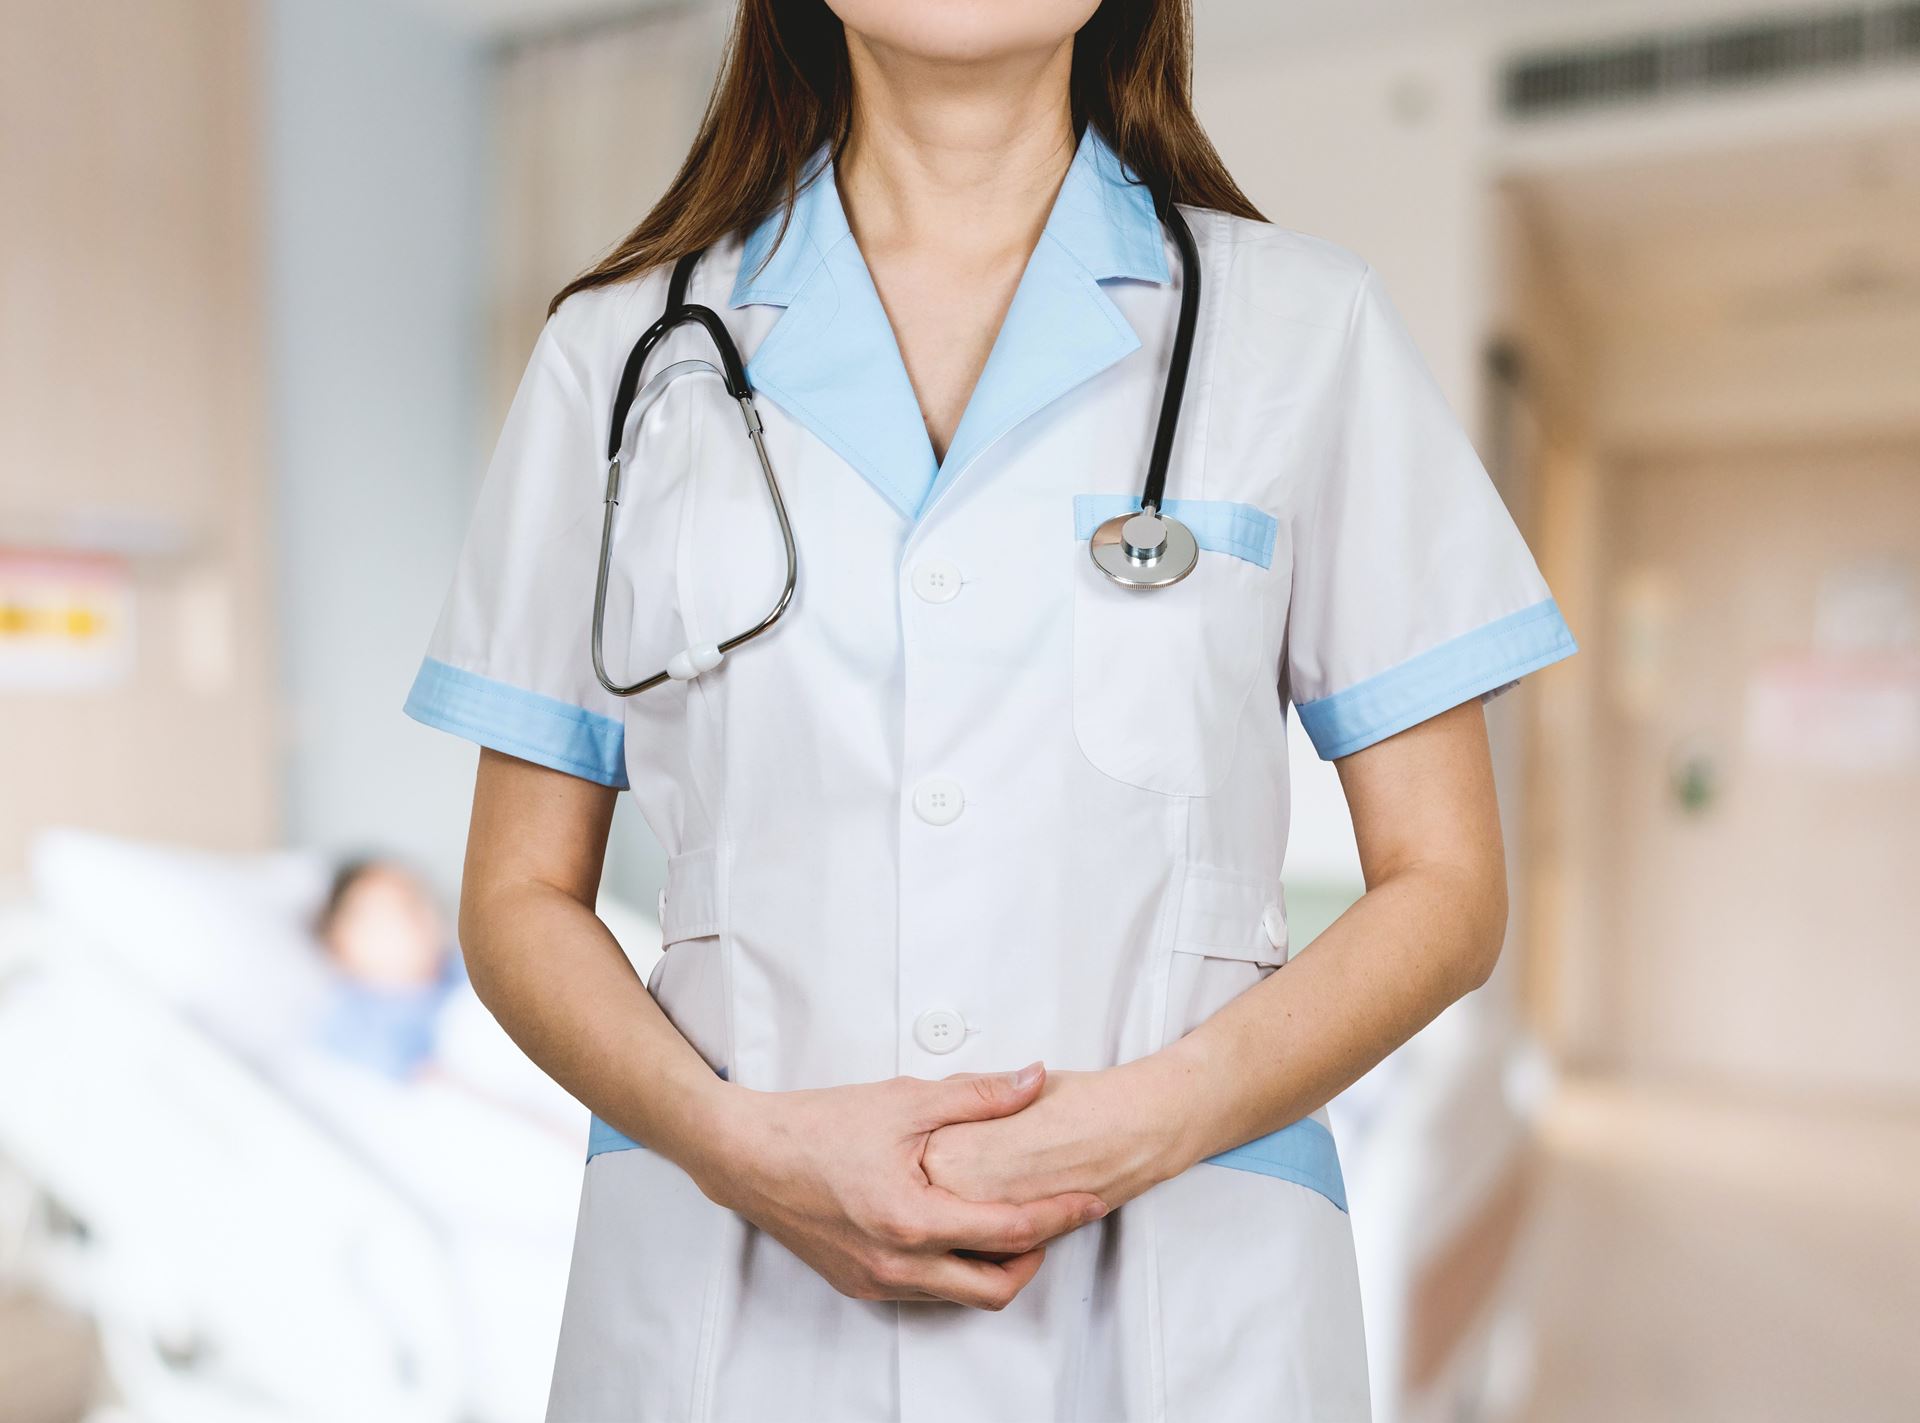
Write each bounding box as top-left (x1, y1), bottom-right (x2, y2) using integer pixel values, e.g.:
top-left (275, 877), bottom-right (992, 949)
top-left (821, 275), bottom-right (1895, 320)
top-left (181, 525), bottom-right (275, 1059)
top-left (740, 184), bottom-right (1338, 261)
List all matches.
top-left (920, 1059), bottom-right (1198, 1214)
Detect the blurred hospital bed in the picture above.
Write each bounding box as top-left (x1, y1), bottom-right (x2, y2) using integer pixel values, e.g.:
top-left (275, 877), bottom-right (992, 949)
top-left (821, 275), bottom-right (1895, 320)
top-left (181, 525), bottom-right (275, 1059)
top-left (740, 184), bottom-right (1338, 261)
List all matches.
top-left (0, 831), bottom-right (1536, 1423)
top-left (0, 831), bottom-right (659, 1423)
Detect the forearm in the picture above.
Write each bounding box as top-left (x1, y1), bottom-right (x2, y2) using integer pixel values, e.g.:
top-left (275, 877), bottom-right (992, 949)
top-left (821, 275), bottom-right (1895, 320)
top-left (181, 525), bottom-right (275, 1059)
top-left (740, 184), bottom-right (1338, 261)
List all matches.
top-left (1148, 855), bottom-right (1506, 1173)
top-left (460, 877), bottom-right (737, 1184)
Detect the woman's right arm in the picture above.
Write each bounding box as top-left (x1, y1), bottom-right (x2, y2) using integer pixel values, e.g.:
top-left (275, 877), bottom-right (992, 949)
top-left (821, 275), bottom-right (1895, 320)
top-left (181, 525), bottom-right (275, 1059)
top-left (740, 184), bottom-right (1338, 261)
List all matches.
top-left (458, 747), bottom-right (1106, 1310)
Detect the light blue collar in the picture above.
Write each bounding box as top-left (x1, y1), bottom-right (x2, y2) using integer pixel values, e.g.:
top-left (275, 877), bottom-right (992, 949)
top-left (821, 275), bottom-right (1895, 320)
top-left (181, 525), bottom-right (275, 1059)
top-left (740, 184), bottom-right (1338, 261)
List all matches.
top-left (728, 126), bottom-right (1170, 520)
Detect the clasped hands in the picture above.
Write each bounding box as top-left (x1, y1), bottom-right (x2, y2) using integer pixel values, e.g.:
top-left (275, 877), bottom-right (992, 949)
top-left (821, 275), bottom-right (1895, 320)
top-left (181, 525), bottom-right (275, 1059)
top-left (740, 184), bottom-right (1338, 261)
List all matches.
top-left (691, 1056), bottom-right (1202, 1312)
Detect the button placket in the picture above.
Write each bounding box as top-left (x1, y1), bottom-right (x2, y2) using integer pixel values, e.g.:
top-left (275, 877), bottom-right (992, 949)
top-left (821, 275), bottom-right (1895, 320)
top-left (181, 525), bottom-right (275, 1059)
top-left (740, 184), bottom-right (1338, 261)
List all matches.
top-left (898, 539), bottom-right (983, 1071)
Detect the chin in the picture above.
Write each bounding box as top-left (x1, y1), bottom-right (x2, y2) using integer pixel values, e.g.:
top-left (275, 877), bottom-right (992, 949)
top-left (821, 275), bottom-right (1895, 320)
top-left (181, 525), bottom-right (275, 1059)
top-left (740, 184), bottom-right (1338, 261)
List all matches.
top-left (829, 0), bottom-right (1102, 66)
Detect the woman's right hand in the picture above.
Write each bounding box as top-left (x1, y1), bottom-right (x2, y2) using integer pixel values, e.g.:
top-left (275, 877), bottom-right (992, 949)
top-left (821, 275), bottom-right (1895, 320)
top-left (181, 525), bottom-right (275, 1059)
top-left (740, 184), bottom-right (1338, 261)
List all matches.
top-left (691, 1063), bottom-right (1107, 1311)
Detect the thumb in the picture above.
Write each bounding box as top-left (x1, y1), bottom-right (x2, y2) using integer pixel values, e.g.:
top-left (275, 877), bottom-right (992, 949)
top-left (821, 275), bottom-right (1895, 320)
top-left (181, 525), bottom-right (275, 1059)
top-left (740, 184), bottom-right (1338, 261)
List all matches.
top-left (917, 1061), bottom-right (1045, 1128)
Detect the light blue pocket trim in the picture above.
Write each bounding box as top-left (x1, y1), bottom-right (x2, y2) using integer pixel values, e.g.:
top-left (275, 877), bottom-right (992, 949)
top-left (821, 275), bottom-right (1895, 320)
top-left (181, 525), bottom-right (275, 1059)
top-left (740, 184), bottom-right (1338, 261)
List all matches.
top-left (587, 1115), bottom-right (642, 1159)
top-left (403, 657), bottom-right (629, 789)
top-left (1072, 495), bottom-right (1279, 569)
top-left (1204, 1116), bottom-right (1347, 1212)
top-left (1296, 598), bottom-right (1578, 761)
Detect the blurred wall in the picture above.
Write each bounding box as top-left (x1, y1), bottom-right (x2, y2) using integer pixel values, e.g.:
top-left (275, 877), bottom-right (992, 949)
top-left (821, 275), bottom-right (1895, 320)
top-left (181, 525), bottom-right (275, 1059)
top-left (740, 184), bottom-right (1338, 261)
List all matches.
top-left (266, 0), bottom-right (493, 887)
top-left (1596, 442), bottom-right (1920, 1094)
top-left (0, 0), bottom-right (277, 875)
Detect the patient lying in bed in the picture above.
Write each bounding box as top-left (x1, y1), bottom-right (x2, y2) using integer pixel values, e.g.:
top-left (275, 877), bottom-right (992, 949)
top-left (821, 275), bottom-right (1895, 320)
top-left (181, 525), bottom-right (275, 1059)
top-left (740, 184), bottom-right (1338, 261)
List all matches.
top-left (298, 852), bottom-right (587, 1170)
top-left (313, 857), bottom-right (463, 1081)
top-left (14, 829), bottom-right (607, 1419)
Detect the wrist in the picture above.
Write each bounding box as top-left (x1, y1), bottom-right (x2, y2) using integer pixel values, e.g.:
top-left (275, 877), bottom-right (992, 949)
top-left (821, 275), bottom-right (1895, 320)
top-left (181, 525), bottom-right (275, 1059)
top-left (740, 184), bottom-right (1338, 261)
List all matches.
top-left (676, 1077), bottom-right (768, 1210)
top-left (1133, 1031), bottom-right (1235, 1180)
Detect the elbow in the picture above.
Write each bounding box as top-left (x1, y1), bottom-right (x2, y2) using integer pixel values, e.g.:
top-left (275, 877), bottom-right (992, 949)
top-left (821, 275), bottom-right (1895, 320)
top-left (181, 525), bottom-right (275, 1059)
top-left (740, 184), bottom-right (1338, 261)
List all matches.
top-left (1456, 864), bottom-right (1510, 995)
top-left (455, 883), bottom-right (505, 1009)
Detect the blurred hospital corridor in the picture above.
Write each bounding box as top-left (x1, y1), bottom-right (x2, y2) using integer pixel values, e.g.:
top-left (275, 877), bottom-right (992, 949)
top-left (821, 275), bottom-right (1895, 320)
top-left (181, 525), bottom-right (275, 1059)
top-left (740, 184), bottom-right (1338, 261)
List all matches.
top-left (4, 1), bottom-right (1920, 1421)
top-left (1527, 1081), bottom-right (1920, 1422)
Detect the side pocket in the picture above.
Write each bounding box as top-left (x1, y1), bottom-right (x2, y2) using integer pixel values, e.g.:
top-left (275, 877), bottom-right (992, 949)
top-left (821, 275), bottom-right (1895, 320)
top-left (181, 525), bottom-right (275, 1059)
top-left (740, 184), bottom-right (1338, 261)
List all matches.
top-left (650, 847), bottom-right (729, 1079)
top-left (1148, 1149), bottom-right (1369, 1420)
top-left (549, 1146), bottom-right (733, 1421)
top-left (1161, 866), bottom-right (1289, 1047)
top-left (1146, 868), bottom-right (1368, 1417)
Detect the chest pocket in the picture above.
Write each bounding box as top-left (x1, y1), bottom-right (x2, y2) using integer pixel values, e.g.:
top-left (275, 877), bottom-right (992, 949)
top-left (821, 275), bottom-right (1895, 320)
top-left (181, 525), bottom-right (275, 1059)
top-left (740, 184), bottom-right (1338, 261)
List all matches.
top-left (1070, 496), bottom-right (1279, 796)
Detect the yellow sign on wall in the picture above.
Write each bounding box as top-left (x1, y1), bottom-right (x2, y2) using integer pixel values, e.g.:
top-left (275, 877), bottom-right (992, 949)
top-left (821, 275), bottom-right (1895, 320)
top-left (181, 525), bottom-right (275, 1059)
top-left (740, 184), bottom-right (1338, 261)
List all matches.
top-left (0, 550), bottom-right (134, 690)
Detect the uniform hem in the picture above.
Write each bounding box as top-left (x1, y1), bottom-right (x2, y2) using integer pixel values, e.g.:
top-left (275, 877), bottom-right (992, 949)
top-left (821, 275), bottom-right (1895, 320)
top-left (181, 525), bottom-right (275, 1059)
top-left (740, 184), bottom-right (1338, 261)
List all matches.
top-left (403, 657), bottom-right (629, 789)
top-left (1296, 598), bottom-right (1577, 760)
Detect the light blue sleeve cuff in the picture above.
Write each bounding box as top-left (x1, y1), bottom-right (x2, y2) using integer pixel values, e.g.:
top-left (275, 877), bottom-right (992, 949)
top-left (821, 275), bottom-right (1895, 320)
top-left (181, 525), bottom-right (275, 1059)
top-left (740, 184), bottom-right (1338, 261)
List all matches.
top-left (403, 657), bottom-right (629, 789)
top-left (1296, 598), bottom-right (1577, 761)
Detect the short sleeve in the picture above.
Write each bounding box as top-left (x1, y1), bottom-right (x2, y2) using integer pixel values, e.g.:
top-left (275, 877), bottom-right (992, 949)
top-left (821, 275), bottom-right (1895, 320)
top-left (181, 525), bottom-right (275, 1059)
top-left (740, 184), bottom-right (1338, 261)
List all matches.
top-left (1285, 267), bottom-right (1576, 760)
top-left (402, 320), bottom-right (629, 788)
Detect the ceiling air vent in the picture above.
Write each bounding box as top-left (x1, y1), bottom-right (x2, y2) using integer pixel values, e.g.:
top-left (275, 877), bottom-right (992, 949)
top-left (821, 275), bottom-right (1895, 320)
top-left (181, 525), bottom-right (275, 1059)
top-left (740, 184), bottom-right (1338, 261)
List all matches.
top-left (1502, 3), bottom-right (1920, 119)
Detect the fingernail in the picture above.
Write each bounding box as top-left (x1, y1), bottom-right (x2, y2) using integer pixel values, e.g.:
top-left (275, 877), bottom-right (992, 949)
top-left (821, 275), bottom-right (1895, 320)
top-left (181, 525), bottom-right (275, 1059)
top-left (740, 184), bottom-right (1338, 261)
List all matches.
top-left (1084, 1202), bottom-right (1109, 1222)
top-left (1010, 1062), bottom-right (1043, 1090)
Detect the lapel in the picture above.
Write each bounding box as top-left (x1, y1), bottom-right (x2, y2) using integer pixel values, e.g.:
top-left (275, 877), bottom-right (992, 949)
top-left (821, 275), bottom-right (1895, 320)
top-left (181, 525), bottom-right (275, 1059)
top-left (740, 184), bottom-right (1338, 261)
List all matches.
top-left (730, 126), bottom-right (1170, 523)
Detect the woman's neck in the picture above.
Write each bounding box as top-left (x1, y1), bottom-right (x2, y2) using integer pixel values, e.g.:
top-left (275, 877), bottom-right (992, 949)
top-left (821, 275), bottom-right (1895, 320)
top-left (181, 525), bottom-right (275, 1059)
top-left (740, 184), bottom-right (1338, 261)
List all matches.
top-left (835, 31), bottom-right (1077, 265)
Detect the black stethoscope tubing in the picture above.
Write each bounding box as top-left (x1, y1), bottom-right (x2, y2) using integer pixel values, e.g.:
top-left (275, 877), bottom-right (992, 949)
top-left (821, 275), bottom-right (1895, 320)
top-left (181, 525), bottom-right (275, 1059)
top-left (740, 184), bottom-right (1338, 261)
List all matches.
top-left (593, 193), bottom-right (1202, 695)
top-left (1141, 199), bottom-right (1200, 517)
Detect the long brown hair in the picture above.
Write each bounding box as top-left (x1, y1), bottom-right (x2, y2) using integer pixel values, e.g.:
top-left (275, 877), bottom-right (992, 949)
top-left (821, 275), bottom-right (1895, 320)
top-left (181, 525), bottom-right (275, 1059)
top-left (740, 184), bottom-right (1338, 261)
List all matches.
top-left (549, 0), bottom-right (1262, 315)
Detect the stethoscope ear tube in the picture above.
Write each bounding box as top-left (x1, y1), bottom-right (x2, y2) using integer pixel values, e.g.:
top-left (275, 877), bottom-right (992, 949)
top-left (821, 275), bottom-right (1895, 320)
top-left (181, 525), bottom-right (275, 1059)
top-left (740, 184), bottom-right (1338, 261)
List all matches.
top-left (592, 250), bottom-right (798, 697)
top-left (606, 312), bottom-right (751, 462)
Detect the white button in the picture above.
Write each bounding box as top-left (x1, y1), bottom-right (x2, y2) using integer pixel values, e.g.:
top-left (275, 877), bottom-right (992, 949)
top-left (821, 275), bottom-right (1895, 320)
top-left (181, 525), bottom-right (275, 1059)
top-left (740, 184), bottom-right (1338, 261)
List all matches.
top-left (912, 777), bottom-right (965, 826)
top-left (911, 558), bottom-right (963, 603)
top-left (914, 1008), bottom-right (967, 1055)
top-left (1262, 903), bottom-right (1288, 953)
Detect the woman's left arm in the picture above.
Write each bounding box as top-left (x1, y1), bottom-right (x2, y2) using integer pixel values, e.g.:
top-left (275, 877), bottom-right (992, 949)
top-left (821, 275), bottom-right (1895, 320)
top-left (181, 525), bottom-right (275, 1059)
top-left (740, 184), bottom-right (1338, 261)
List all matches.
top-left (923, 698), bottom-right (1508, 1208)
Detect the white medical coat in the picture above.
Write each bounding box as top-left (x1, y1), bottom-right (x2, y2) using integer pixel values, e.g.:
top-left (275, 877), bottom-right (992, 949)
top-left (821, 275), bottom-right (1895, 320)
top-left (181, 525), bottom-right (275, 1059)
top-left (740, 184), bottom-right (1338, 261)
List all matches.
top-left (406, 126), bottom-right (1576, 1423)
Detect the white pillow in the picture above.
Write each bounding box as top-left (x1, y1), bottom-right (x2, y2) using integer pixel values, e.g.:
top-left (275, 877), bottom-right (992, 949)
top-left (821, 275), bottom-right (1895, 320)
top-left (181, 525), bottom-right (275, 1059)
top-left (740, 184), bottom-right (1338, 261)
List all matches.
top-left (28, 828), bottom-right (337, 1064)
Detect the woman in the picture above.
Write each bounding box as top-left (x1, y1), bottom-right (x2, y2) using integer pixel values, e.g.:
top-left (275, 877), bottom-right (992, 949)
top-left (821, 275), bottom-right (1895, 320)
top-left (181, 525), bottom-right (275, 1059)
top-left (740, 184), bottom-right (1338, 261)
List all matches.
top-left (405, 2), bottom-right (1576, 1418)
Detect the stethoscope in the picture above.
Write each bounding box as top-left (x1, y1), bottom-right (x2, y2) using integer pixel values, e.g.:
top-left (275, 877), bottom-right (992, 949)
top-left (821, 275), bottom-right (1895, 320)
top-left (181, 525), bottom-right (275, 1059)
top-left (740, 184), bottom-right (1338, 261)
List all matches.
top-left (592, 196), bottom-right (1203, 697)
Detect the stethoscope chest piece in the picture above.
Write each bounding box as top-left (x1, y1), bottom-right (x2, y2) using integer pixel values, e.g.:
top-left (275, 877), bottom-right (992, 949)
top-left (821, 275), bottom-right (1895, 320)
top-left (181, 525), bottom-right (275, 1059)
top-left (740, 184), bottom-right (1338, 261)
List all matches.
top-left (1089, 509), bottom-right (1199, 588)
